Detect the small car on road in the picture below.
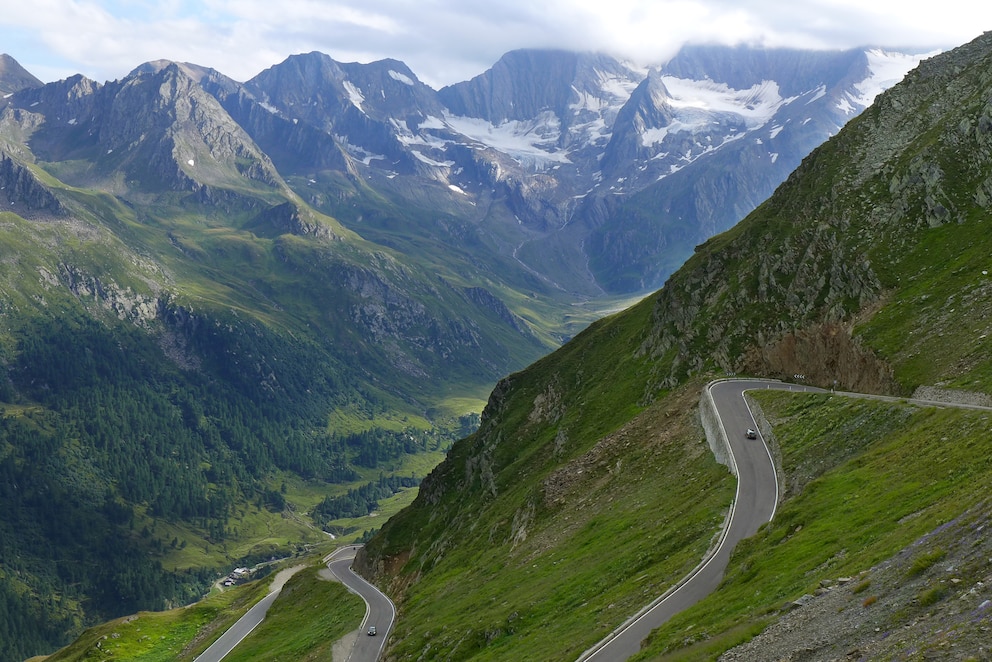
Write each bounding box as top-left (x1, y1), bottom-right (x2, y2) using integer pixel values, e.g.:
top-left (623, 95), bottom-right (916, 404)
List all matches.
top-left (368, 625), bottom-right (377, 636)
top-left (745, 428), bottom-right (757, 439)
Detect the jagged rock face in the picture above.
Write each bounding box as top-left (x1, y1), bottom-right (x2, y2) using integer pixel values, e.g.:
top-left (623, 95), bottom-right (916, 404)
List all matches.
top-left (599, 73), bottom-right (677, 177)
top-left (3, 75), bottom-right (106, 161)
top-left (635, 195), bottom-right (890, 390)
top-left (335, 58), bottom-right (447, 124)
top-left (191, 67), bottom-right (352, 175)
top-left (250, 201), bottom-right (337, 239)
top-left (436, 49), bottom-right (646, 198)
top-left (0, 152), bottom-right (65, 214)
top-left (462, 286), bottom-right (530, 334)
top-left (242, 52), bottom-right (445, 175)
top-left (99, 64), bottom-right (281, 191)
top-left (438, 49), bottom-right (642, 130)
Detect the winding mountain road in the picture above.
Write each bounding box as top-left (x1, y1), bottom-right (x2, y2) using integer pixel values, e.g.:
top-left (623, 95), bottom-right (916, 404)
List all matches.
top-left (198, 380), bottom-right (990, 661)
top-left (325, 545), bottom-right (396, 662)
top-left (577, 379), bottom-right (822, 662)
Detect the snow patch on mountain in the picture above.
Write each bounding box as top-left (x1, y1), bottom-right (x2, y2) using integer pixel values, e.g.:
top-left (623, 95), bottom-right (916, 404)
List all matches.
top-left (418, 116), bottom-right (446, 130)
top-left (337, 137), bottom-right (384, 165)
top-left (569, 87), bottom-right (613, 113)
top-left (805, 85), bottom-right (828, 105)
top-left (389, 70), bottom-right (415, 86)
top-left (569, 116), bottom-right (612, 150)
top-left (343, 80), bottom-right (365, 110)
top-left (390, 118), bottom-right (450, 150)
top-left (410, 150), bottom-right (454, 168)
top-left (598, 70), bottom-right (645, 100)
top-left (635, 77), bottom-right (793, 153)
top-left (662, 77), bottom-right (790, 127)
top-left (570, 70), bottom-right (642, 114)
top-left (444, 112), bottom-right (571, 170)
top-left (564, 70), bottom-right (646, 150)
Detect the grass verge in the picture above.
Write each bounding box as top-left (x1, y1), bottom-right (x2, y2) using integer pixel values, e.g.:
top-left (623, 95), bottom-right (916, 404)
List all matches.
top-left (222, 563), bottom-right (365, 661)
top-left (36, 572), bottom-right (273, 662)
top-left (34, 555), bottom-right (365, 662)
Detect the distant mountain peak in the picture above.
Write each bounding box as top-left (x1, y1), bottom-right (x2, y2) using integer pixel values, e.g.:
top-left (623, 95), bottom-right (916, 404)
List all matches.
top-left (129, 59), bottom-right (226, 85)
top-left (438, 48), bottom-right (644, 125)
top-left (0, 53), bottom-right (43, 96)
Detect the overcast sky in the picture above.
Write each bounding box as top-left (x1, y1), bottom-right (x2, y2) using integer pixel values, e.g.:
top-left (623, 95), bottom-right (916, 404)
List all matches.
top-left (3, 1), bottom-right (990, 89)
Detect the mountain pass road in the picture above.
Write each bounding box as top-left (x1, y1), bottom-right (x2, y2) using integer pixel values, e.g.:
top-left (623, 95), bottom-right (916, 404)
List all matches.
top-left (196, 380), bottom-right (988, 662)
top-left (577, 379), bottom-right (822, 662)
top-left (326, 545), bottom-right (396, 662)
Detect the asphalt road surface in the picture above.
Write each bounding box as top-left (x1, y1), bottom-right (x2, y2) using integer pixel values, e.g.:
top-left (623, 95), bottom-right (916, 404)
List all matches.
top-left (578, 379), bottom-right (822, 661)
top-left (194, 565), bottom-right (305, 662)
top-left (326, 545), bottom-right (396, 662)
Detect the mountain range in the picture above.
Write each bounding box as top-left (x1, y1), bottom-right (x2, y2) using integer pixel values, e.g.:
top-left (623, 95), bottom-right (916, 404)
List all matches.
top-left (6, 44), bottom-right (927, 293)
top-left (0, 41), bottom-right (931, 659)
top-left (187, 44), bottom-right (928, 294)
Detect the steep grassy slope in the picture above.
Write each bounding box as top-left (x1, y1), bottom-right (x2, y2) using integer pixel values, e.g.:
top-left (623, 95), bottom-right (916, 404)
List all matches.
top-left (362, 32), bottom-right (992, 660)
top-left (361, 300), bottom-right (737, 660)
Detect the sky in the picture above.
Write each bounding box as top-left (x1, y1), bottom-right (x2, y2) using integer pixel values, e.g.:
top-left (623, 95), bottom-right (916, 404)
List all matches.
top-left (2, 0), bottom-right (990, 89)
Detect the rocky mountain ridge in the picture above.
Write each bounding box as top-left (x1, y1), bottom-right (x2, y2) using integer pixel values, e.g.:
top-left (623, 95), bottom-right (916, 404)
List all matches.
top-left (0, 53), bottom-right (41, 95)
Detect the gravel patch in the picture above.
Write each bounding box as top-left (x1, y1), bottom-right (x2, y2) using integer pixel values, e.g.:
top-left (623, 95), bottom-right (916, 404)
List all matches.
top-left (720, 501), bottom-right (992, 661)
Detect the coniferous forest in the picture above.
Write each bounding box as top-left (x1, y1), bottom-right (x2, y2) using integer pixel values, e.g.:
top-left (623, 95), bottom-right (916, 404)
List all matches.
top-left (0, 301), bottom-right (460, 659)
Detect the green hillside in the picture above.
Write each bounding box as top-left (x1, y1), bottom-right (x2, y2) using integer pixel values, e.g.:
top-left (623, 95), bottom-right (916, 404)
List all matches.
top-left (360, 32), bottom-right (992, 660)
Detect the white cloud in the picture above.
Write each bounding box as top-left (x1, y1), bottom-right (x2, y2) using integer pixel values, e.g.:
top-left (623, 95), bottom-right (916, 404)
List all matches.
top-left (1, 0), bottom-right (989, 87)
